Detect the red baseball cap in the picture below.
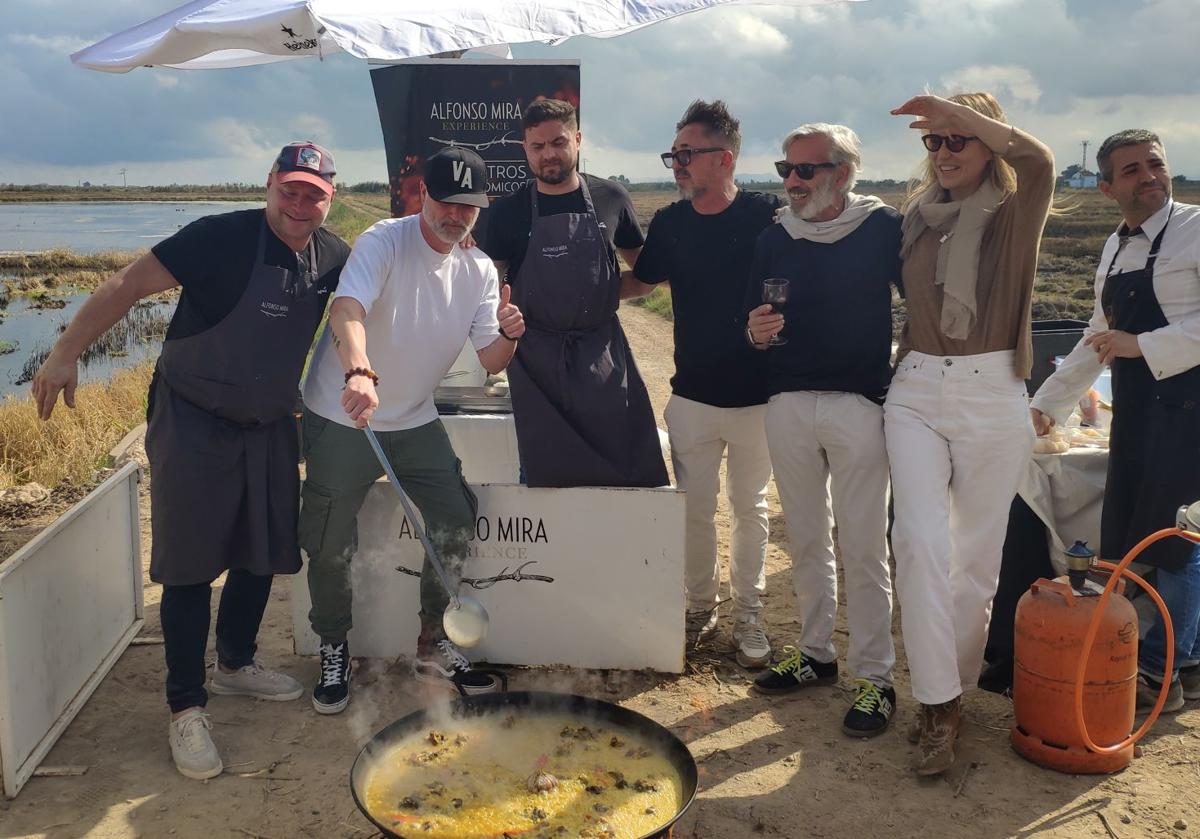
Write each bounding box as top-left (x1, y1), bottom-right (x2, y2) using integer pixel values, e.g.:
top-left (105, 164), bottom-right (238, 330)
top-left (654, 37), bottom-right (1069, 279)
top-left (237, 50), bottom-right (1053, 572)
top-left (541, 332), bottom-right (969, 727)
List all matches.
top-left (274, 141), bottom-right (336, 195)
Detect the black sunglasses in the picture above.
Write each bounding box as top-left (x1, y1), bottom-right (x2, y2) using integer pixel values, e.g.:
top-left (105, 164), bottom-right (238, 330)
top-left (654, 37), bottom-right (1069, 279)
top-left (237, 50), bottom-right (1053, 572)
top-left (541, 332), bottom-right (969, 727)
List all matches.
top-left (774, 160), bottom-right (838, 180)
top-left (921, 134), bottom-right (978, 153)
top-left (660, 147), bottom-right (726, 168)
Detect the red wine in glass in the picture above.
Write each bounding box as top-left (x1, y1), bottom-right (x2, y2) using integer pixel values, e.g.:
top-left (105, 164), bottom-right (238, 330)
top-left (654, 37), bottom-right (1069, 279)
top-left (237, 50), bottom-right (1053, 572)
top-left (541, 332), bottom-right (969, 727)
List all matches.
top-left (762, 277), bottom-right (789, 346)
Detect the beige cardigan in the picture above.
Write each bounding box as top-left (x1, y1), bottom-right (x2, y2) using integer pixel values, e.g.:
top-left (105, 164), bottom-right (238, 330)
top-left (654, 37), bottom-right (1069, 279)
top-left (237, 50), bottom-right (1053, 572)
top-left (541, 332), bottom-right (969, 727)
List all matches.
top-left (897, 128), bottom-right (1056, 378)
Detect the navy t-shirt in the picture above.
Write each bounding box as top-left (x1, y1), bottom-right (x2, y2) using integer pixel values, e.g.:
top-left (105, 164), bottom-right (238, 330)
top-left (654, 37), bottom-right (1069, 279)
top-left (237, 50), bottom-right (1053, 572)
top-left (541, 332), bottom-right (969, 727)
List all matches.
top-left (635, 190), bottom-right (783, 408)
top-left (152, 209), bottom-right (349, 341)
top-left (745, 207), bottom-right (903, 402)
top-left (481, 174), bottom-right (645, 283)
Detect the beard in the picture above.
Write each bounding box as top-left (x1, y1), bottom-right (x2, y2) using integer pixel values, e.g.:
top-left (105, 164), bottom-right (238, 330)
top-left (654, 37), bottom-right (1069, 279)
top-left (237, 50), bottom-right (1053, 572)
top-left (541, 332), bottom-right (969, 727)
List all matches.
top-left (789, 177), bottom-right (840, 220)
top-left (676, 176), bottom-right (706, 202)
top-left (534, 154), bottom-right (577, 186)
top-left (423, 206), bottom-right (474, 246)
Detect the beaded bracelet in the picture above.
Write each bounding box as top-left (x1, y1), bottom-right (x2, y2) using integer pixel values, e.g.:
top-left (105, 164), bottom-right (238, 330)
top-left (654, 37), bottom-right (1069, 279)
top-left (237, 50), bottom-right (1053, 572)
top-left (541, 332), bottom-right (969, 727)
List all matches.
top-left (344, 367), bottom-right (380, 386)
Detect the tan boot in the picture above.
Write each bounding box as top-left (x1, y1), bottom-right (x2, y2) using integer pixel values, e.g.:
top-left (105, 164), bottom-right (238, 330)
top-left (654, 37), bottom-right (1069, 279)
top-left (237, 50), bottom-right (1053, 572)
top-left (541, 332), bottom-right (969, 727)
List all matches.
top-left (907, 715), bottom-right (923, 745)
top-left (915, 697), bottom-right (961, 776)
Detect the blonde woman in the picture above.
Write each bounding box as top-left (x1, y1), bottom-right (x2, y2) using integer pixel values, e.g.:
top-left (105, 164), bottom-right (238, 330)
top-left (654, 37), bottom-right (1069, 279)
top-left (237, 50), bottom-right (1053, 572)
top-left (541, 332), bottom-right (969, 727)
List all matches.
top-left (885, 93), bottom-right (1054, 775)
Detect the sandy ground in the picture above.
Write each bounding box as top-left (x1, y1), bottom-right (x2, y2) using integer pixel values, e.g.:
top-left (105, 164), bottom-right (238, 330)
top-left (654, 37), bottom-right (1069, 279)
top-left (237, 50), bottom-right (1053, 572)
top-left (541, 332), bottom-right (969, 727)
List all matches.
top-left (3, 304), bottom-right (1199, 839)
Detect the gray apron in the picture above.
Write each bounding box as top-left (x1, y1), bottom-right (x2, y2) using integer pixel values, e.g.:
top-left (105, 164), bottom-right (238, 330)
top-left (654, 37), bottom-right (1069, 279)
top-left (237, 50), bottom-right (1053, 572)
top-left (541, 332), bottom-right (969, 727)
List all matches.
top-left (507, 178), bottom-right (667, 488)
top-left (146, 218), bottom-right (324, 585)
top-left (1100, 207), bottom-right (1200, 571)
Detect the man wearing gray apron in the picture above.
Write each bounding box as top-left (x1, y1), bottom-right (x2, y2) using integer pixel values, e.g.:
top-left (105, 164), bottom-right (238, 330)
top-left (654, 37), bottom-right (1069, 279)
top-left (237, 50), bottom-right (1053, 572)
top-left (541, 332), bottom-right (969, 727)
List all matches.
top-left (483, 99), bottom-right (668, 488)
top-left (1032, 129), bottom-right (1200, 712)
top-left (31, 142), bottom-right (350, 779)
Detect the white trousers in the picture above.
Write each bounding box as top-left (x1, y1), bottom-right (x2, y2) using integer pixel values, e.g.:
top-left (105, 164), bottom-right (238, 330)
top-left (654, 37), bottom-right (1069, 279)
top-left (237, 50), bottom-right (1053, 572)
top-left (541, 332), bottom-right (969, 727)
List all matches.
top-left (884, 350), bottom-right (1035, 704)
top-left (664, 395), bottom-right (771, 615)
top-left (765, 390), bottom-right (895, 686)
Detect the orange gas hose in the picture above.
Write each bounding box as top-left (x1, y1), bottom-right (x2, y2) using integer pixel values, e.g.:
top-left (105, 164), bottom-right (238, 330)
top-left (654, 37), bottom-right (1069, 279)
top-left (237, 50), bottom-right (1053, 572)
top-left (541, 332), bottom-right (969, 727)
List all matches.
top-left (1072, 527), bottom-right (1200, 754)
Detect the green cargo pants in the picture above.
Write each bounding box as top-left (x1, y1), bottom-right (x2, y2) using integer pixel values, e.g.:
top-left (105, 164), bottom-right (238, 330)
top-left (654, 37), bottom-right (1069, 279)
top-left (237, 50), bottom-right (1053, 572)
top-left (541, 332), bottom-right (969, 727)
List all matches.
top-left (298, 408), bottom-right (477, 642)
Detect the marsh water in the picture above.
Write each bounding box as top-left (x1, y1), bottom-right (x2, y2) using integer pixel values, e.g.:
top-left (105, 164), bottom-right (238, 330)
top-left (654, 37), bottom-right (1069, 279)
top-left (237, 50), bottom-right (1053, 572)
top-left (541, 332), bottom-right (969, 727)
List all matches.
top-left (0, 201), bottom-right (262, 254)
top-left (0, 201), bottom-right (261, 399)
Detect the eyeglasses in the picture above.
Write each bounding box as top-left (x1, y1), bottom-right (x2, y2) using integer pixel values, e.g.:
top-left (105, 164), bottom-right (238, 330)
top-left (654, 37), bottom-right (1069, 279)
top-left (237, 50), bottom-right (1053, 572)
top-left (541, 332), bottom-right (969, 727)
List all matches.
top-left (660, 147), bottom-right (726, 168)
top-left (921, 134), bottom-right (978, 153)
top-left (773, 160), bottom-right (838, 180)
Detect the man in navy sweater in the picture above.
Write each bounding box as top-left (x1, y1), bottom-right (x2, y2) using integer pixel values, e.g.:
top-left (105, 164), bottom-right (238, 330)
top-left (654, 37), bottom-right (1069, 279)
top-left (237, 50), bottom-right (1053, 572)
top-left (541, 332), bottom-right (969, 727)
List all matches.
top-left (745, 123), bottom-right (903, 738)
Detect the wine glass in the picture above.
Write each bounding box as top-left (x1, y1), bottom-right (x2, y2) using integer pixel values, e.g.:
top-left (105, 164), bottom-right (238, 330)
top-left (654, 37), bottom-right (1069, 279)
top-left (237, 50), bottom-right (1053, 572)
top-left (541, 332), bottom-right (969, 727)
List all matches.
top-left (762, 277), bottom-right (789, 346)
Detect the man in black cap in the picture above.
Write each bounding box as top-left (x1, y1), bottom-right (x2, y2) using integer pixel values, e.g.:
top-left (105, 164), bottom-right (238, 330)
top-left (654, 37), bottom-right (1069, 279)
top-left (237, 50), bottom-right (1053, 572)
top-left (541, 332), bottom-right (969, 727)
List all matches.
top-left (32, 142), bottom-right (351, 780)
top-left (300, 148), bottom-right (525, 712)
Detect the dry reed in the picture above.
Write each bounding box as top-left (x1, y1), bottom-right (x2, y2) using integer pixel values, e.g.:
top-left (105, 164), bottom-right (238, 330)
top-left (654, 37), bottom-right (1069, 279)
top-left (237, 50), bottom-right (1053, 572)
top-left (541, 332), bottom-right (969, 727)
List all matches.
top-left (0, 362), bottom-right (153, 490)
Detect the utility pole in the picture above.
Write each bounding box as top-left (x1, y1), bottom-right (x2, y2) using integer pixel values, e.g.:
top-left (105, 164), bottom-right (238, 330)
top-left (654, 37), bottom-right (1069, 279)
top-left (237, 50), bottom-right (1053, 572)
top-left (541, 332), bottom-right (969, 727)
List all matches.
top-left (1081, 140), bottom-right (1088, 173)
top-left (119, 168), bottom-right (127, 188)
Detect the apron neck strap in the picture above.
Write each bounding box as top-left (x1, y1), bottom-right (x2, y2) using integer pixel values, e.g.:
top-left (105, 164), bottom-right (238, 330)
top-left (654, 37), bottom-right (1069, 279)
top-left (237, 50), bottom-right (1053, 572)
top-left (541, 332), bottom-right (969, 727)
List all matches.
top-left (527, 174), bottom-right (596, 218)
top-left (1106, 201), bottom-right (1173, 279)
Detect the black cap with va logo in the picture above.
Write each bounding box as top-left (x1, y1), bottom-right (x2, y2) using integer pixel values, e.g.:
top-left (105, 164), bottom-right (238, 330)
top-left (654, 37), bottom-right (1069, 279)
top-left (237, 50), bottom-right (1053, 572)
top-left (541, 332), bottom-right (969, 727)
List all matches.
top-left (424, 147), bottom-right (490, 208)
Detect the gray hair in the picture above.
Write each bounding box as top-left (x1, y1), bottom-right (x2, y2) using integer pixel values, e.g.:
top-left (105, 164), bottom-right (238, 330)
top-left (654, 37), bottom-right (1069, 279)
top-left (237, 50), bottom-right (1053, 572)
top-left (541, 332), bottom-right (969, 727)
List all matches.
top-left (1097, 129), bottom-right (1163, 182)
top-left (780, 123), bottom-right (861, 195)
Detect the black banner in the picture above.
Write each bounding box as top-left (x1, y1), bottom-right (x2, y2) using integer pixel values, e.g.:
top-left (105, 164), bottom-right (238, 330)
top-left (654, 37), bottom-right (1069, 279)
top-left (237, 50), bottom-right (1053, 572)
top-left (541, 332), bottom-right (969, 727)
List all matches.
top-left (370, 59), bottom-right (581, 220)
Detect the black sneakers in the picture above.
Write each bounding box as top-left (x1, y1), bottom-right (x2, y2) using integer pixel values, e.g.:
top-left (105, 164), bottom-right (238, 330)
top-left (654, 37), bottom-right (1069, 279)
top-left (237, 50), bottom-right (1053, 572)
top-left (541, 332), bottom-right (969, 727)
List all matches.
top-left (751, 645), bottom-right (838, 694)
top-left (843, 679), bottom-right (896, 737)
top-left (312, 640), bottom-right (351, 715)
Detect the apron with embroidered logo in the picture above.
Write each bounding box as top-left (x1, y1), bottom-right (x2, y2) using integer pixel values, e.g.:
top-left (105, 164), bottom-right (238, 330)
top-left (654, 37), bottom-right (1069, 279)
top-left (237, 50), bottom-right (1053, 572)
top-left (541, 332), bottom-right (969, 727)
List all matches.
top-left (147, 217), bottom-right (326, 584)
top-left (506, 178), bottom-right (667, 488)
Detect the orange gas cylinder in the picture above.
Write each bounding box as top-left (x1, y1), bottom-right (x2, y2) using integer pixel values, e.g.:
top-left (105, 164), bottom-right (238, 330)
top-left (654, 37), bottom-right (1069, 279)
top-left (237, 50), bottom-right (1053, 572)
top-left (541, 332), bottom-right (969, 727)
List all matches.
top-left (1011, 577), bottom-right (1138, 774)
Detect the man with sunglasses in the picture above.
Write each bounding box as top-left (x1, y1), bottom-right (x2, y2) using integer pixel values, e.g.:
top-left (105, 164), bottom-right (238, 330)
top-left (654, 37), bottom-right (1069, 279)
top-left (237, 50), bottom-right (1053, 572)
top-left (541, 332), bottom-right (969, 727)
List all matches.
top-left (482, 99), bottom-right (667, 488)
top-left (31, 142), bottom-right (351, 779)
top-left (622, 100), bottom-right (781, 668)
top-left (744, 124), bottom-right (903, 738)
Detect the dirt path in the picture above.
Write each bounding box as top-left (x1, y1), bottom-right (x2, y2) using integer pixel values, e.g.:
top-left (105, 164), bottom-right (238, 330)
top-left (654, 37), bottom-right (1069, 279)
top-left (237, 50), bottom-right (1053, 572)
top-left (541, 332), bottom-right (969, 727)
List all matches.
top-left (2, 305), bottom-right (1198, 839)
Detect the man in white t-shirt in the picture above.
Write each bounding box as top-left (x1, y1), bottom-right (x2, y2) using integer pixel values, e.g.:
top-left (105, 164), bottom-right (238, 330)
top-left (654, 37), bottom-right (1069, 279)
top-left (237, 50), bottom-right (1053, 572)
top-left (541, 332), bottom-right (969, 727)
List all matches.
top-left (299, 148), bottom-right (525, 713)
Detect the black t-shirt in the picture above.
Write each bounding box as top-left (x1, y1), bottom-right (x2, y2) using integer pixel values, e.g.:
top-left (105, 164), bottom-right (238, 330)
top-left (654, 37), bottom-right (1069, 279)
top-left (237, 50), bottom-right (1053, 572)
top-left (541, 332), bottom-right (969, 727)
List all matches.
top-left (634, 190), bottom-right (783, 408)
top-left (481, 174), bottom-right (645, 282)
top-left (152, 209), bottom-right (350, 341)
top-left (745, 207), bottom-right (903, 402)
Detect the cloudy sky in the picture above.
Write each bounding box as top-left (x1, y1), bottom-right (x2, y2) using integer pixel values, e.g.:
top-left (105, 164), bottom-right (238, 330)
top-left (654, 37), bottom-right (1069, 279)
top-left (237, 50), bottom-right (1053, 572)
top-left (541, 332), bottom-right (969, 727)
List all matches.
top-left (4, 0), bottom-right (1199, 187)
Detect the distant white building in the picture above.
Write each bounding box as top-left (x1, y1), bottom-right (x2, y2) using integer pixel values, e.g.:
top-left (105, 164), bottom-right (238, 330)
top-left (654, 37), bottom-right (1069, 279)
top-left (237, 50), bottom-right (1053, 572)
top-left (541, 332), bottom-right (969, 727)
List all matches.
top-left (1068, 170), bottom-right (1099, 188)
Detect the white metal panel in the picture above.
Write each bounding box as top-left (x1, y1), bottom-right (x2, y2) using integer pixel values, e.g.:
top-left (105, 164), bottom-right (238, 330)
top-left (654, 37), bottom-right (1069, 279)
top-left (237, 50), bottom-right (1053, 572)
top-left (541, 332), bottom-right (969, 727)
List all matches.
top-left (0, 462), bottom-right (144, 798)
top-left (293, 483), bottom-right (685, 672)
top-left (441, 414), bottom-right (520, 484)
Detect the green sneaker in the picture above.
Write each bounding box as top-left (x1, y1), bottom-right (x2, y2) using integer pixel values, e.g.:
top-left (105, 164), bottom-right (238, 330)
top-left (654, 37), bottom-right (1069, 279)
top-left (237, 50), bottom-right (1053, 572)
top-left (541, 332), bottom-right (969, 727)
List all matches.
top-left (842, 679), bottom-right (896, 738)
top-left (751, 645), bottom-right (837, 695)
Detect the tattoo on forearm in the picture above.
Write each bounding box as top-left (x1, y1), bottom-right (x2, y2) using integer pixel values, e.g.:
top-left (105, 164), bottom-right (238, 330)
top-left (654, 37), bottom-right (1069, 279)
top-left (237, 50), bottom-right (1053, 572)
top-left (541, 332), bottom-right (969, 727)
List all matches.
top-left (332, 330), bottom-right (342, 349)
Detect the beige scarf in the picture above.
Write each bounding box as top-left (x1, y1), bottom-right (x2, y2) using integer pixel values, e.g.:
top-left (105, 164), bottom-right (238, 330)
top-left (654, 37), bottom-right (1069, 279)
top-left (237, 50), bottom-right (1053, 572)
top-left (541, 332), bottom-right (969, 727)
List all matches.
top-left (779, 192), bottom-right (889, 243)
top-left (900, 181), bottom-right (1005, 340)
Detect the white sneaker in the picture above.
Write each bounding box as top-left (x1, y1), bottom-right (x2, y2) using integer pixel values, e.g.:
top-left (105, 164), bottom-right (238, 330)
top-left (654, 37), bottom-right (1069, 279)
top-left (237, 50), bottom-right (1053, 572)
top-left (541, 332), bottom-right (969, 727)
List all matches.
top-left (685, 606), bottom-right (719, 647)
top-left (168, 708), bottom-right (223, 780)
top-left (733, 612), bottom-right (771, 669)
top-left (210, 661), bottom-right (303, 701)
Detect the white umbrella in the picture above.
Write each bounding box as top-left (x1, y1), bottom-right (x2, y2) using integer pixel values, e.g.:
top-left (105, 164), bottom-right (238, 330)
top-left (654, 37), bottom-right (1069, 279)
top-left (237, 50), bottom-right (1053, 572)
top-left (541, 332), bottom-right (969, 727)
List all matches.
top-left (71, 0), bottom-right (860, 72)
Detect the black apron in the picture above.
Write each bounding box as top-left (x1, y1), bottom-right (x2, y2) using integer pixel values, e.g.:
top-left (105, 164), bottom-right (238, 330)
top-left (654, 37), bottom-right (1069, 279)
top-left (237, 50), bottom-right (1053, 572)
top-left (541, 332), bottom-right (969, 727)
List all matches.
top-left (506, 178), bottom-right (668, 488)
top-left (146, 219), bottom-right (324, 585)
top-left (1100, 205), bottom-right (1200, 571)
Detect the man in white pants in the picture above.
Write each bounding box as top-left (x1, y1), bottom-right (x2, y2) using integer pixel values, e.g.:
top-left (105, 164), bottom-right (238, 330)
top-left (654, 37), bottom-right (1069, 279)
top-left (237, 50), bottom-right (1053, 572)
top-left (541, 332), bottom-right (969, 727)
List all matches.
top-left (623, 100), bottom-right (780, 667)
top-left (745, 124), bottom-right (902, 736)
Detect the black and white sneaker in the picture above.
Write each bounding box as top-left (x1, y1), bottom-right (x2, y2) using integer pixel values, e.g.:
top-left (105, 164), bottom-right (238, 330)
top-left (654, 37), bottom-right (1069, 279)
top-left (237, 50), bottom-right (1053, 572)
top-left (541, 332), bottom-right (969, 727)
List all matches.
top-left (842, 679), bottom-right (896, 738)
top-left (413, 638), bottom-right (500, 695)
top-left (312, 640), bottom-right (351, 715)
top-left (751, 645), bottom-right (838, 695)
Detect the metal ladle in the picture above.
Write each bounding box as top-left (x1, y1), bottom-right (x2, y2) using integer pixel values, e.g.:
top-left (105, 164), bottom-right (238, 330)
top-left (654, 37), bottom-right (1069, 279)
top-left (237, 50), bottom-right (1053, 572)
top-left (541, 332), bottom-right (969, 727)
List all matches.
top-left (363, 425), bottom-right (489, 647)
